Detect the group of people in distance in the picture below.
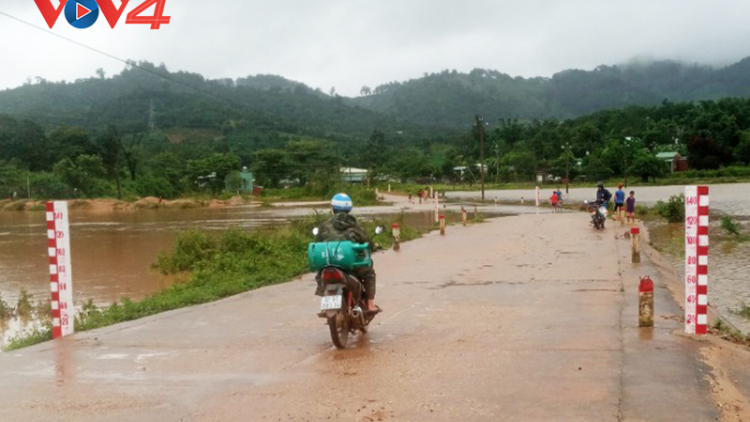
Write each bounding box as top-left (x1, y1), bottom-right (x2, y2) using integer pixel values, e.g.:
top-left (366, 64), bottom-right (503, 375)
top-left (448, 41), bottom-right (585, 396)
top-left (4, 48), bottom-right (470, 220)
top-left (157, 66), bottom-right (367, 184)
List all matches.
top-left (611, 183), bottom-right (637, 224)
top-left (549, 183), bottom-right (637, 224)
top-left (549, 188), bottom-right (563, 213)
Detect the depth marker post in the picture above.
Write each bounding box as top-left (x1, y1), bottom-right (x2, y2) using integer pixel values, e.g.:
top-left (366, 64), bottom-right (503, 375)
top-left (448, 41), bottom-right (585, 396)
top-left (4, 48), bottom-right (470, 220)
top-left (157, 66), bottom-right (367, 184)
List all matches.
top-left (685, 186), bottom-right (709, 335)
top-left (46, 201), bottom-right (75, 339)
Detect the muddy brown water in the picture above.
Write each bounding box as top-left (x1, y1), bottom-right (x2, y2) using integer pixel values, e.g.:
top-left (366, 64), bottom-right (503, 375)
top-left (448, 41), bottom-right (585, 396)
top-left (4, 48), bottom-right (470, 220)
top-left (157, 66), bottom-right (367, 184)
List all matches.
top-left (0, 202), bottom-right (509, 319)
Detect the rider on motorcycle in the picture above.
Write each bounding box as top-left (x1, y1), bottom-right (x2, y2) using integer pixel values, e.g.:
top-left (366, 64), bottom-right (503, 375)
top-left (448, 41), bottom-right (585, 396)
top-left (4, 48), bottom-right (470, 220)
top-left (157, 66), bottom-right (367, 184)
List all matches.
top-left (596, 182), bottom-right (612, 208)
top-left (315, 193), bottom-right (378, 312)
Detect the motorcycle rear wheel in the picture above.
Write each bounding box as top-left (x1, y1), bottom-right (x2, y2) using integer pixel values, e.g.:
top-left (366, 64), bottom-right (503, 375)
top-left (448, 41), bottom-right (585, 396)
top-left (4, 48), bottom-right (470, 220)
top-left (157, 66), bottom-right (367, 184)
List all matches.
top-left (328, 310), bottom-right (350, 349)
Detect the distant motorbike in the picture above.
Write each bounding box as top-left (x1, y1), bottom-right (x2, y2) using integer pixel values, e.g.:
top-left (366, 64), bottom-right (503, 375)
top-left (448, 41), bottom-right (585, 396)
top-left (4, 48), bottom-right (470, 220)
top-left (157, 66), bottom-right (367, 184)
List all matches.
top-left (586, 200), bottom-right (607, 230)
top-left (307, 226), bottom-right (383, 349)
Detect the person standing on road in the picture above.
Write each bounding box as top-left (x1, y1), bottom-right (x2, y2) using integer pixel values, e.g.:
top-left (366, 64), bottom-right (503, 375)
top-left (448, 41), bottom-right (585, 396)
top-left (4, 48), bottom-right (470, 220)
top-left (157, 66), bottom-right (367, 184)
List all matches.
top-left (614, 184), bottom-right (625, 220)
top-left (418, 189), bottom-right (423, 204)
top-left (555, 188), bottom-right (563, 205)
top-left (549, 191), bottom-right (560, 213)
top-left (626, 191), bottom-right (636, 224)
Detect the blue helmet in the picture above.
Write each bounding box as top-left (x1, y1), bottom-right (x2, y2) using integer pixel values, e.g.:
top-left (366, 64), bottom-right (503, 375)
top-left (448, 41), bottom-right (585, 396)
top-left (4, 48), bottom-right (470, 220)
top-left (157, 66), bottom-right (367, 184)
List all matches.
top-left (331, 193), bottom-right (353, 213)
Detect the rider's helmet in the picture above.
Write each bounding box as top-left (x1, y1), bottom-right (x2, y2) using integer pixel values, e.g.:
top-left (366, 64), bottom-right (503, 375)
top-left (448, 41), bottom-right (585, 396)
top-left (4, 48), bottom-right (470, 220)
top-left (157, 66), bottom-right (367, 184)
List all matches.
top-left (331, 193), bottom-right (353, 214)
top-left (597, 181), bottom-right (604, 189)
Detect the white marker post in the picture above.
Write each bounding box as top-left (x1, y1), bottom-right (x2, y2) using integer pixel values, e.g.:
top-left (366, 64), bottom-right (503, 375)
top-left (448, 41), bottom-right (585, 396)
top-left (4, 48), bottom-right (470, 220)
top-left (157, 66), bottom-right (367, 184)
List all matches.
top-left (434, 191), bottom-right (439, 223)
top-left (535, 187), bottom-right (540, 208)
top-left (47, 202), bottom-right (74, 339)
top-left (684, 186), bottom-right (709, 335)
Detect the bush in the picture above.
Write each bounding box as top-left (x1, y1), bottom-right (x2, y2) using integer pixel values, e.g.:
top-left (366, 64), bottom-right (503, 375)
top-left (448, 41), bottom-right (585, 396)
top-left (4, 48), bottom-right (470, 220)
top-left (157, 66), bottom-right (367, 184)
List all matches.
top-left (655, 193), bottom-right (685, 223)
top-left (135, 175), bottom-right (177, 199)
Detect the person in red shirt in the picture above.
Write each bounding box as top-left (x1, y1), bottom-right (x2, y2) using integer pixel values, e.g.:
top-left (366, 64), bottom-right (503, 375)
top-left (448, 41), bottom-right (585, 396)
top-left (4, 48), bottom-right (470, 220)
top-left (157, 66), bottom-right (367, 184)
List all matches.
top-left (549, 191), bottom-right (560, 213)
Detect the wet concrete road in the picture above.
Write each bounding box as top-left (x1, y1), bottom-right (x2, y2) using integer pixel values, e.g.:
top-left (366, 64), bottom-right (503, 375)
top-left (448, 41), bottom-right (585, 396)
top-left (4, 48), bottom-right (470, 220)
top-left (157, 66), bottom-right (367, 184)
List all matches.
top-left (0, 213), bottom-right (737, 421)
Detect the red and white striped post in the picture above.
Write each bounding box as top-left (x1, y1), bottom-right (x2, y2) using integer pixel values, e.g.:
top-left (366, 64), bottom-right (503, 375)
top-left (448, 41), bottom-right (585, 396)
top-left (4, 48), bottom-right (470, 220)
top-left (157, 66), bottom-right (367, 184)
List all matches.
top-left (392, 223), bottom-right (401, 252)
top-left (685, 186), bottom-right (709, 335)
top-left (47, 202), bottom-right (75, 339)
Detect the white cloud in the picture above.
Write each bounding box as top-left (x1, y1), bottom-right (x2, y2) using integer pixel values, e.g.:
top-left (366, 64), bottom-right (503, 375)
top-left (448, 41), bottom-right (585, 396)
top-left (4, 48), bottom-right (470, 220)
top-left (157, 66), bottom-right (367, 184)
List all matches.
top-left (1, 0), bottom-right (750, 96)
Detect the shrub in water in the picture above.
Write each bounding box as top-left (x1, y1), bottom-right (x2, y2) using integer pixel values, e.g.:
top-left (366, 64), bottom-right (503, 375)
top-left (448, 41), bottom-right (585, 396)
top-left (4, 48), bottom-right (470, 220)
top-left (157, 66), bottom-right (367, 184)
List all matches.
top-left (721, 216), bottom-right (742, 236)
top-left (655, 193), bottom-right (685, 223)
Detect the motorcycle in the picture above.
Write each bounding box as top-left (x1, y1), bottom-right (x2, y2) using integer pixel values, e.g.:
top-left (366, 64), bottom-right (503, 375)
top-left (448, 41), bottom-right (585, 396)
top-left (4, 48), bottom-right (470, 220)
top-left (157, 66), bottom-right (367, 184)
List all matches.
top-left (585, 200), bottom-right (607, 230)
top-left (307, 226), bottom-right (384, 349)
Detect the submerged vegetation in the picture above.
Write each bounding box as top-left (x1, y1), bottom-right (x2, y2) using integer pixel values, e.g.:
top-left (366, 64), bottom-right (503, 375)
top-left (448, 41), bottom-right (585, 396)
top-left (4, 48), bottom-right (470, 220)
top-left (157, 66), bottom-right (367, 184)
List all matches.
top-left (654, 194), bottom-right (685, 223)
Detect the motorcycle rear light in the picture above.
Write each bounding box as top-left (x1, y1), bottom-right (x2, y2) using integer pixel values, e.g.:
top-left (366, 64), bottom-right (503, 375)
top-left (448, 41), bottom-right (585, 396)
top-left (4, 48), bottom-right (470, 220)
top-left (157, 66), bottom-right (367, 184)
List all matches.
top-left (322, 268), bottom-right (344, 282)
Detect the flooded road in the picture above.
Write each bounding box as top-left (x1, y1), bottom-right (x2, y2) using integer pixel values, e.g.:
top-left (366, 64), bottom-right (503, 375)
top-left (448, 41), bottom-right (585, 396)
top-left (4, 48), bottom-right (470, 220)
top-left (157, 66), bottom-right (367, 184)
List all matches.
top-left (447, 183), bottom-right (750, 216)
top-left (0, 213), bottom-right (723, 421)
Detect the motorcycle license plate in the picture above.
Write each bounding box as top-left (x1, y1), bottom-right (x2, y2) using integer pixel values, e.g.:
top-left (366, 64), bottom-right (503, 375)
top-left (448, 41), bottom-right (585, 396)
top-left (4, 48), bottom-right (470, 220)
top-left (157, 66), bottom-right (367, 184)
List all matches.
top-left (321, 295), bottom-right (343, 310)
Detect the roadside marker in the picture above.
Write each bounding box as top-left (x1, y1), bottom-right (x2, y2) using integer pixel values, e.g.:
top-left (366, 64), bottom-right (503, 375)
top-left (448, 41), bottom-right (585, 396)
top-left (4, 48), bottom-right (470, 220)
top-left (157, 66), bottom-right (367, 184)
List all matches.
top-left (631, 226), bottom-right (641, 264)
top-left (392, 223), bottom-right (401, 251)
top-left (46, 202), bottom-right (75, 339)
top-left (639, 276), bottom-right (654, 327)
top-left (685, 186), bottom-right (709, 335)
top-left (434, 191), bottom-right (439, 223)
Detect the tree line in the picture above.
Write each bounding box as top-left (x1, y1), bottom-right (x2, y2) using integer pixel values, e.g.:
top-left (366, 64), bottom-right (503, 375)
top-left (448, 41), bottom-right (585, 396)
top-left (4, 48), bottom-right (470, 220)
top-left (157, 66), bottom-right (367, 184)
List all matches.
top-left (2, 88), bottom-right (750, 201)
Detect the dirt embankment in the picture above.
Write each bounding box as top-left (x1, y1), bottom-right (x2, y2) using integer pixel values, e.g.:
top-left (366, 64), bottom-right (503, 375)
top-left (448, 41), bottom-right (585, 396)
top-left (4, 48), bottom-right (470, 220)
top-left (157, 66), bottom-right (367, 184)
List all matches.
top-left (0, 196), bottom-right (252, 213)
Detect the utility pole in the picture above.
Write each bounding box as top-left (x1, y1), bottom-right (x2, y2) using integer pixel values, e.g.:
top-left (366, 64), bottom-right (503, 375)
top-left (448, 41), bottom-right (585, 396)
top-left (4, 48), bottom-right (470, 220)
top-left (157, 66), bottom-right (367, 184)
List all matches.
top-left (475, 115), bottom-right (485, 200)
top-left (148, 99), bottom-right (155, 132)
top-left (563, 142), bottom-right (570, 194)
top-left (494, 142), bottom-right (500, 182)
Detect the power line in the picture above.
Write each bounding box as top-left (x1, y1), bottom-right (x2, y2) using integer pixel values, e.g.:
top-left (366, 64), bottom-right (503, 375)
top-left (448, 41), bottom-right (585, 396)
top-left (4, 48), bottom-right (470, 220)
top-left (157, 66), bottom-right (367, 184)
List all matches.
top-left (0, 10), bottom-right (240, 106)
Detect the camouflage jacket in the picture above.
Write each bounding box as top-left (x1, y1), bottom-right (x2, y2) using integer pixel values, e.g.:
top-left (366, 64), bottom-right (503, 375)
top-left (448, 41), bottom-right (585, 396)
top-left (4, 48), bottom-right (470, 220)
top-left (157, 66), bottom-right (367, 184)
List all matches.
top-left (315, 213), bottom-right (371, 248)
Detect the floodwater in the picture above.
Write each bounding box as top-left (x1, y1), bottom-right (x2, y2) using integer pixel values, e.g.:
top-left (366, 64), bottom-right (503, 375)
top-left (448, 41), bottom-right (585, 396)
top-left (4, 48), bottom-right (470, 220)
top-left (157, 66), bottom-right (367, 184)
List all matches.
top-left (447, 183), bottom-right (750, 216)
top-left (0, 201), bottom-right (510, 312)
top-left (648, 220), bottom-right (750, 334)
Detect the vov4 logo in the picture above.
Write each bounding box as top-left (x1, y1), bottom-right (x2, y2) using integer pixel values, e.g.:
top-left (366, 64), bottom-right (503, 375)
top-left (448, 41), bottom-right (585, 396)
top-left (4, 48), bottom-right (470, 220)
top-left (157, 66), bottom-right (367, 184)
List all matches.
top-left (34, 0), bottom-right (170, 30)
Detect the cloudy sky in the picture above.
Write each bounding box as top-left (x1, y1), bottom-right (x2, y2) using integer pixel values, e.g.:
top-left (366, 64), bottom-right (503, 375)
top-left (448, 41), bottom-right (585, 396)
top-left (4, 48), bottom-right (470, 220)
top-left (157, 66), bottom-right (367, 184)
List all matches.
top-left (1, 0), bottom-right (750, 96)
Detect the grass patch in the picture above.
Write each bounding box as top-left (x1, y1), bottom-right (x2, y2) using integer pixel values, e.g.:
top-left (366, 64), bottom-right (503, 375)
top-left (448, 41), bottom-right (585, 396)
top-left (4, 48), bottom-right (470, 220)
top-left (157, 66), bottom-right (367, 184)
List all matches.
top-left (261, 185), bottom-right (379, 207)
top-left (713, 320), bottom-right (750, 346)
top-left (4, 212), bottom-right (430, 350)
top-left (4, 328), bottom-right (53, 351)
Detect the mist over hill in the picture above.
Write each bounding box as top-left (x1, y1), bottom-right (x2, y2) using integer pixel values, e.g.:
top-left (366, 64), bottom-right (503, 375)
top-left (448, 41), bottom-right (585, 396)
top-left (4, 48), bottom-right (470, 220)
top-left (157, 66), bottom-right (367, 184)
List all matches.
top-left (1, 57), bottom-right (750, 139)
top-left (350, 58), bottom-right (750, 127)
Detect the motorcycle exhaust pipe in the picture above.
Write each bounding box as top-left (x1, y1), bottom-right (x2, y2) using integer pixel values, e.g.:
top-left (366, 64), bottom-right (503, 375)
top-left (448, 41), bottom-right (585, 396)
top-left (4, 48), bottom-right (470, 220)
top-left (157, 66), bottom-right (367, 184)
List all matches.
top-left (351, 306), bottom-right (365, 325)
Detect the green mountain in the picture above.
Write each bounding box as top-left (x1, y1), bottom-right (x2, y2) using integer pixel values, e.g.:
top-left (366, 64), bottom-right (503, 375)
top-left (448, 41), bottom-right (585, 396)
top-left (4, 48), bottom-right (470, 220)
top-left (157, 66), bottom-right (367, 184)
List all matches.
top-left (2, 57), bottom-right (750, 140)
top-left (0, 62), bottom-right (439, 146)
top-left (350, 58), bottom-right (750, 127)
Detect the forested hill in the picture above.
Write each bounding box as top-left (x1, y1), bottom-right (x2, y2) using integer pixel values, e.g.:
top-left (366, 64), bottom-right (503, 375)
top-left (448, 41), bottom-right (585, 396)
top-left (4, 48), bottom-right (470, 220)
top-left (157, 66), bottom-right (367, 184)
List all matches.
top-left (351, 57), bottom-right (750, 127)
top-left (2, 57), bottom-right (750, 141)
top-left (0, 62), bottom-right (440, 145)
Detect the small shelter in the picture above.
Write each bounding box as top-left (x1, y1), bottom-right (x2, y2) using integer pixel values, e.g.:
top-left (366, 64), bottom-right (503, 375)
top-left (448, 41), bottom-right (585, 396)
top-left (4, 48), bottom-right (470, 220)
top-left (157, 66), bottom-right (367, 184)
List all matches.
top-left (341, 167), bottom-right (368, 183)
top-left (655, 152), bottom-right (689, 173)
